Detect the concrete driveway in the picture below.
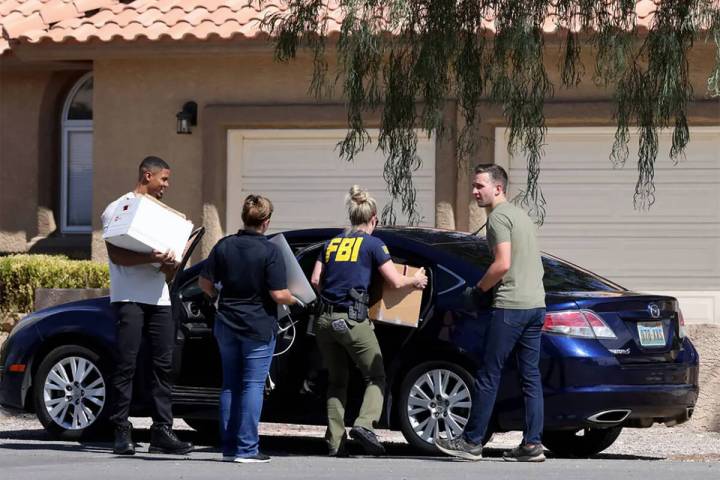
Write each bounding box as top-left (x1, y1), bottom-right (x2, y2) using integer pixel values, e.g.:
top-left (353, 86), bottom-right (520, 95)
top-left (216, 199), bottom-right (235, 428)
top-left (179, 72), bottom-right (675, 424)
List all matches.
top-left (2, 411), bottom-right (720, 479)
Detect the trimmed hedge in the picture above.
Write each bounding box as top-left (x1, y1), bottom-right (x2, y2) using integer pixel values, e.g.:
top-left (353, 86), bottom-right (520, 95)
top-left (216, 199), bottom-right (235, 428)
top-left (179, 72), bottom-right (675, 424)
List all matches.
top-left (0, 255), bottom-right (109, 314)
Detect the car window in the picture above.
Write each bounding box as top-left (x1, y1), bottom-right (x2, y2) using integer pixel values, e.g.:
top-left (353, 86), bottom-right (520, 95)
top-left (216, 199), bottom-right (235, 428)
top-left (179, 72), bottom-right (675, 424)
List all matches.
top-left (433, 241), bottom-right (492, 270)
top-left (433, 238), bottom-right (622, 293)
top-left (435, 265), bottom-right (466, 295)
top-left (297, 244), bottom-right (323, 276)
top-left (542, 256), bottom-right (624, 292)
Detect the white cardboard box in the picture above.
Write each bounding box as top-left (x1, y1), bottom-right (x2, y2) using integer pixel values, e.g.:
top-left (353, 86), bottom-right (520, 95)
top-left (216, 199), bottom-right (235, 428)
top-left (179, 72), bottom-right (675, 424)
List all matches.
top-left (103, 194), bottom-right (193, 262)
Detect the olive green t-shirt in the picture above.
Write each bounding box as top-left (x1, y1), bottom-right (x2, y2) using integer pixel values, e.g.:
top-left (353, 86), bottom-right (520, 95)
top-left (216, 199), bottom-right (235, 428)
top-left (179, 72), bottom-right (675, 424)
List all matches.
top-left (486, 201), bottom-right (546, 309)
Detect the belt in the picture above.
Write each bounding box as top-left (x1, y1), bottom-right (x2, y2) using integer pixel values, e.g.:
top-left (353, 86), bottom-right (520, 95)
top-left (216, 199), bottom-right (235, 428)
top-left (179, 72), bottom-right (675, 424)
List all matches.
top-left (322, 304), bottom-right (349, 315)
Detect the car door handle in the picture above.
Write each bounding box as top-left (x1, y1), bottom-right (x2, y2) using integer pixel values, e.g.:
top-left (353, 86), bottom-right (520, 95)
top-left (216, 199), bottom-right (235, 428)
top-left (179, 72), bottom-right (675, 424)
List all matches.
top-left (182, 322), bottom-right (212, 339)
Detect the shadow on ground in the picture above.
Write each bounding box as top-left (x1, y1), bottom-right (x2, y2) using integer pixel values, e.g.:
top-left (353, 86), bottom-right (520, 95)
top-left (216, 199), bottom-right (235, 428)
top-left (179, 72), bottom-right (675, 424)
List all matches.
top-left (0, 427), bottom-right (662, 461)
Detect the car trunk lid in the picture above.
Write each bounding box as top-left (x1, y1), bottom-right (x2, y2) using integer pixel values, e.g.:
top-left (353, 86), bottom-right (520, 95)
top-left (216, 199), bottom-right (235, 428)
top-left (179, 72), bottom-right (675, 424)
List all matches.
top-left (549, 291), bottom-right (683, 363)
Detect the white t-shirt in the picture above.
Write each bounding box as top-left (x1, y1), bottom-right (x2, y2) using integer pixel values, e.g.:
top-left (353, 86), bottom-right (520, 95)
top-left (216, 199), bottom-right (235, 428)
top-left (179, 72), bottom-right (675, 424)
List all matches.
top-left (101, 192), bottom-right (171, 306)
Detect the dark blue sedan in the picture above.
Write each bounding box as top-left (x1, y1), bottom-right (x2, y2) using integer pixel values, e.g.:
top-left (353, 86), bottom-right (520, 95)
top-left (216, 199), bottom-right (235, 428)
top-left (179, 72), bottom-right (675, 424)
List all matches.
top-left (0, 227), bottom-right (699, 457)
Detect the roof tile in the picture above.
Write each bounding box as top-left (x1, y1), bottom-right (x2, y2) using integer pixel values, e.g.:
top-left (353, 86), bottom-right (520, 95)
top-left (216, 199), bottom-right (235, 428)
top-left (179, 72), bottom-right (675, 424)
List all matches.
top-left (1, 0), bottom-right (46, 17)
top-left (134, 7), bottom-right (163, 27)
top-left (127, 0), bottom-right (157, 13)
top-left (159, 7), bottom-right (185, 27)
top-left (3, 11), bottom-right (45, 37)
top-left (87, 8), bottom-right (115, 26)
top-left (73, 0), bottom-right (114, 14)
top-left (166, 20), bottom-right (193, 38)
top-left (39, 2), bottom-right (78, 24)
top-left (180, 6), bottom-right (210, 26)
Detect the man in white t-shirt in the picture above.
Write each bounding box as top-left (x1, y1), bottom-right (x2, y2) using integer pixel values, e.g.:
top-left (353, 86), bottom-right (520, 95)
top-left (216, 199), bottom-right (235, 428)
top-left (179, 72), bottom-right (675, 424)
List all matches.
top-left (101, 156), bottom-right (192, 456)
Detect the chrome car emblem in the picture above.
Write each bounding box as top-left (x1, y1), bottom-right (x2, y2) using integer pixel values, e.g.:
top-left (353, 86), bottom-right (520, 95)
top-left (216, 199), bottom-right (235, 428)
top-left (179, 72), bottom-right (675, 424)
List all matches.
top-left (609, 348), bottom-right (631, 355)
top-left (648, 303), bottom-right (661, 319)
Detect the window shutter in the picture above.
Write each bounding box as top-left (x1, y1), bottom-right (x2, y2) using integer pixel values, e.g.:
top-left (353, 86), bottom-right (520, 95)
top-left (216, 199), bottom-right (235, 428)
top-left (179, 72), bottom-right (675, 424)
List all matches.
top-left (66, 130), bottom-right (93, 227)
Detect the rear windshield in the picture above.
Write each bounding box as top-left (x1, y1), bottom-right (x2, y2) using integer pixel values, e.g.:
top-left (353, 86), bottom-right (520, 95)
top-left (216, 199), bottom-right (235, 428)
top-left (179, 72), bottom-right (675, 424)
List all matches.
top-left (541, 255), bottom-right (623, 292)
top-left (434, 241), bottom-right (623, 292)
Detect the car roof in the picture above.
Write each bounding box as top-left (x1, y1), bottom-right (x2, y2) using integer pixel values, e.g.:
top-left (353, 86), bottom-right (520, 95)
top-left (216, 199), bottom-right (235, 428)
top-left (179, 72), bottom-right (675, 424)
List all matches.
top-left (379, 227), bottom-right (485, 245)
top-left (280, 226), bottom-right (484, 246)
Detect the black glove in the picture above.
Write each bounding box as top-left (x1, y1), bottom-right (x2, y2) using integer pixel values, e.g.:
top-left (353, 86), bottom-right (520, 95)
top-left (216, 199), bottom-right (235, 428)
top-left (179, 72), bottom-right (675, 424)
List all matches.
top-left (289, 297), bottom-right (308, 316)
top-left (462, 286), bottom-right (492, 311)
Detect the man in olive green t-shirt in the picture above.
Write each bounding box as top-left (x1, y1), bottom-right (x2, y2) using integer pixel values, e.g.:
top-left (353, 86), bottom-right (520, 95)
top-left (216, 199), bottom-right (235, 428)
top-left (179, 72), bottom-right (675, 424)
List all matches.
top-left (435, 164), bottom-right (547, 463)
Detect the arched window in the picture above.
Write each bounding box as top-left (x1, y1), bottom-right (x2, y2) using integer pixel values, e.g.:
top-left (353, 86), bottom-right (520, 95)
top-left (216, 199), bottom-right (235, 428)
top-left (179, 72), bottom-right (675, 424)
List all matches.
top-left (60, 72), bottom-right (93, 233)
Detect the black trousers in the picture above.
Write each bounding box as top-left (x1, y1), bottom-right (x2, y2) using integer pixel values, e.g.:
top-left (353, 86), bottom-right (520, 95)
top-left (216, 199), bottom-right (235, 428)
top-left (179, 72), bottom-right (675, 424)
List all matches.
top-left (109, 302), bottom-right (175, 428)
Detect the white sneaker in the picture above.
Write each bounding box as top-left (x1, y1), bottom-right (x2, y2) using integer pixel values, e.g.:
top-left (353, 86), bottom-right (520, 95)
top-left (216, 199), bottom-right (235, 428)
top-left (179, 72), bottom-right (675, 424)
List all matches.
top-left (233, 453), bottom-right (271, 463)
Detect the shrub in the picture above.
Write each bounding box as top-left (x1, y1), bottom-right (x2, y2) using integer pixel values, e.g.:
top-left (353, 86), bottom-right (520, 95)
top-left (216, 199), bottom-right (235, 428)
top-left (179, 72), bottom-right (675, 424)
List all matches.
top-left (0, 255), bottom-right (109, 314)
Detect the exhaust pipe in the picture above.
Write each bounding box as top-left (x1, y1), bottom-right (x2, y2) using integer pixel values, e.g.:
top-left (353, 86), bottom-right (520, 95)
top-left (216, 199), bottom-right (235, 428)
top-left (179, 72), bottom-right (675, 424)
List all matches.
top-left (587, 409), bottom-right (631, 424)
top-left (666, 407), bottom-right (695, 427)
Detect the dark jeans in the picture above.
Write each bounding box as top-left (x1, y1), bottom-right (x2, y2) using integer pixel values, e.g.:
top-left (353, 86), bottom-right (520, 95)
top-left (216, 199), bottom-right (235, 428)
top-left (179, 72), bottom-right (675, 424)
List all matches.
top-left (214, 319), bottom-right (276, 458)
top-left (463, 307), bottom-right (546, 445)
top-left (109, 302), bottom-right (175, 428)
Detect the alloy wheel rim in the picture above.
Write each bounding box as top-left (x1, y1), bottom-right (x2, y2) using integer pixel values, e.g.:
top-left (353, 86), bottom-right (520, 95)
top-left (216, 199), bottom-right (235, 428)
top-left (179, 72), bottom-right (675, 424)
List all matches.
top-left (42, 356), bottom-right (106, 430)
top-left (406, 368), bottom-right (472, 444)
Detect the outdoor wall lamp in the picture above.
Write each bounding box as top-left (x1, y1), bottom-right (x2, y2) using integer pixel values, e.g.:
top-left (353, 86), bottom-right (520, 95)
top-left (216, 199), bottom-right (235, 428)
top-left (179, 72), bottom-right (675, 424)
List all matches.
top-left (176, 101), bottom-right (197, 134)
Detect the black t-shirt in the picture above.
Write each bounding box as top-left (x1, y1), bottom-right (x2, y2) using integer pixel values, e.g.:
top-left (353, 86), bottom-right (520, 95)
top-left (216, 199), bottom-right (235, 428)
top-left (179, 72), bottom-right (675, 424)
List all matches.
top-left (201, 230), bottom-right (287, 342)
top-left (318, 231), bottom-right (392, 307)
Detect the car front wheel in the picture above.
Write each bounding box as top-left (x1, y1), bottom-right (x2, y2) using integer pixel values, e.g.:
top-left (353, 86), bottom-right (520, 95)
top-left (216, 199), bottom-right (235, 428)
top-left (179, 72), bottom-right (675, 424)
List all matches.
top-left (398, 360), bottom-right (487, 454)
top-left (542, 426), bottom-right (623, 458)
top-left (33, 345), bottom-right (110, 440)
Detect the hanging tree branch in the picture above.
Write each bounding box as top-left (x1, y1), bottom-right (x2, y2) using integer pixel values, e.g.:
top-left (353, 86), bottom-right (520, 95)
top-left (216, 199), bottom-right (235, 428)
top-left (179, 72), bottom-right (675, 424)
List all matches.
top-left (259, 0), bottom-right (720, 225)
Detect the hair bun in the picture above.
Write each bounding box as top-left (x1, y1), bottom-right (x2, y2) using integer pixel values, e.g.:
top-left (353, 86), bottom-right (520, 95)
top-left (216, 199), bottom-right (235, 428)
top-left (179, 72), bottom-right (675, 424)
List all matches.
top-left (347, 185), bottom-right (368, 205)
top-left (345, 185), bottom-right (377, 226)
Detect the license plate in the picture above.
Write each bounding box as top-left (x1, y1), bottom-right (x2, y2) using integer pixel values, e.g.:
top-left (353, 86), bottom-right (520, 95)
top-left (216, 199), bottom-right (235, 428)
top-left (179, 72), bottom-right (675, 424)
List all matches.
top-left (637, 322), bottom-right (665, 347)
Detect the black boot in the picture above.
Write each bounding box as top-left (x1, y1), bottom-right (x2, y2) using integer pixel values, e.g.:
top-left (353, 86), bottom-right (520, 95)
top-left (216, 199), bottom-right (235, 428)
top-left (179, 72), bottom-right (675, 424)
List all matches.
top-left (113, 424), bottom-right (135, 455)
top-left (349, 426), bottom-right (385, 456)
top-left (148, 425), bottom-right (193, 454)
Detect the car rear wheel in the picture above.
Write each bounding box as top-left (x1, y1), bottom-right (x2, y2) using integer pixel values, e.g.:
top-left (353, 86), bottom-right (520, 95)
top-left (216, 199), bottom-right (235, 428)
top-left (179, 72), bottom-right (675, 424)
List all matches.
top-left (33, 345), bottom-right (110, 440)
top-left (542, 426), bottom-right (623, 458)
top-left (398, 360), bottom-right (489, 454)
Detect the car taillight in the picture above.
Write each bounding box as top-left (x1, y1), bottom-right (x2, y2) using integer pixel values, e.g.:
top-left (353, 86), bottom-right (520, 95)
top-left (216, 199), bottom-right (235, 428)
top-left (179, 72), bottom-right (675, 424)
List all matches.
top-left (543, 310), bottom-right (617, 339)
top-left (677, 308), bottom-right (686, 339)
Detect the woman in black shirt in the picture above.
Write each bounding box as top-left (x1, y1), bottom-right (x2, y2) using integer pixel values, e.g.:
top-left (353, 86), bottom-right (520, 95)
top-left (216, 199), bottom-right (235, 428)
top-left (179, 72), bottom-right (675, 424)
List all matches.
top-left (199, 195), bottom-right (299, 464)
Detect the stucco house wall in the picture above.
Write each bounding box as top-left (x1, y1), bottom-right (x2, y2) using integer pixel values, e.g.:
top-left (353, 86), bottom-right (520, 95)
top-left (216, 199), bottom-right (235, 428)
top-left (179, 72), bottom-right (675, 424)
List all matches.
top-left (0, 66), bottom-right (89, 253)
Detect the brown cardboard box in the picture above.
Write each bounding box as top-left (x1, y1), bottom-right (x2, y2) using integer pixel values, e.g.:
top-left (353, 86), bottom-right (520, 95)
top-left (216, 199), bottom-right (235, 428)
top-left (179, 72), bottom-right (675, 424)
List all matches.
top-left (369, 264), bottom-right (423, 328)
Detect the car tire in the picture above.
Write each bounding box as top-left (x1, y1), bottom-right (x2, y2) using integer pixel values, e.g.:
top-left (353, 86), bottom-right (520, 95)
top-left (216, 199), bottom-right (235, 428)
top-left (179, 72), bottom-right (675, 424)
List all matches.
top-left (397, 360), bottom-right (490, 454)
top-left (33, 345), bottom-right (111, 440)
top-left (542, 426), bottom-right (623, 458)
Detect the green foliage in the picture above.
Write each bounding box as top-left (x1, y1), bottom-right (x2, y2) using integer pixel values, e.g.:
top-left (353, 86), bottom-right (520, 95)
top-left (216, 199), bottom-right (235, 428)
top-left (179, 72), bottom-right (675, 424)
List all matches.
top-left (0, 255), bottom-right (109, 314)
top-left (259, 0), bottom-right (720, 224)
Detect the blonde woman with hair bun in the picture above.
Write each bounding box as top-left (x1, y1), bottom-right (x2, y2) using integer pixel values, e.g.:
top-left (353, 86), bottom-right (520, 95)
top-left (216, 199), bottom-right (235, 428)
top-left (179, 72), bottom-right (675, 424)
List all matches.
top-left (310, 185), bottom-right (427, 457)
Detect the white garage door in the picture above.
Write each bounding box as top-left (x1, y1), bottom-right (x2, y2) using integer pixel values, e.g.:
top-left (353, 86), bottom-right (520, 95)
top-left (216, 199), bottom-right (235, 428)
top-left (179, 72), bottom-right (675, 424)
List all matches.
top-left (227, 129), bottom-right (435, 234)
top-left (496, 126), bottom-right (720, 325)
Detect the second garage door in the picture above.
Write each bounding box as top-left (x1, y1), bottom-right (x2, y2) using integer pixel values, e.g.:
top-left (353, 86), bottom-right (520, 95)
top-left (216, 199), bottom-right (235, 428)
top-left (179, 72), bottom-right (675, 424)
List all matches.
top-left (496, 126), bottom-right (720, 325)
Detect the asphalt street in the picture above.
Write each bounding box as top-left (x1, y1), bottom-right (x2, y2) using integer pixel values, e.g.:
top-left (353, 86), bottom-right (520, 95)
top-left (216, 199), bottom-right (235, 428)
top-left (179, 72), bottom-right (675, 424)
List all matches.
top-left (1, 424), bottom-right (719, 480)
